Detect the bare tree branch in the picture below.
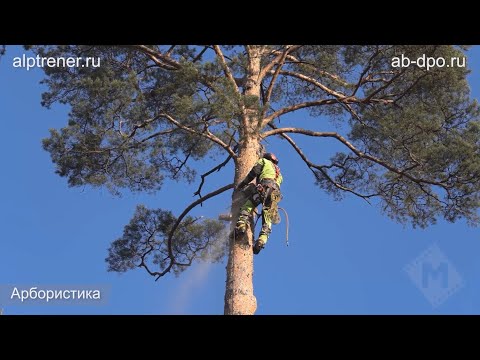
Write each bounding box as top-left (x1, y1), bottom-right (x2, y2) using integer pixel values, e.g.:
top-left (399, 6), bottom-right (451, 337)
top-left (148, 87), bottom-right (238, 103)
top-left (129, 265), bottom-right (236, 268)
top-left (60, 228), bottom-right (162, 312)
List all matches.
top-left (263, 47), bottom-right (290, 114)
top-left (259, 45), bottom-right (302, 82)
top-left (167, 182), bottom-right (234, 259)
top-left (266, 123), bottom-right (375, 202)
top-left (173, 143), bottom-right (196, 179)
top-left (213, 45), bottom-right (241, 96)
top-left (162, 183), bottom-right (234, 280)
top-left (118, 117), bottom-right (158, 138)
top-left (392, 71), bottom-right (429, 105)
top-left (166, 45), bottom-right (176, 57)
top-left (128, 45), bottom-right (181, 70)
top-left (351, 47), bottom-right (380, 96)
top-left (159, 113), bottom-right (237, 158)
top-left (363, 68), bottom-right (407, 102)
top-left (194, 154), bottom-right (234, 199)
top-left (263, 98), bottom-right (339, 124)
top-left (267, 49), bottom-right (352, 88)
top-left (193, 46), bottom-right (208, 62)
top-left (261, 68), bottom-right (395, 126)
top-left (139, 183), bottom-right (234, 280)
top-left (262, 127), bottom-right (451, 190)
top-left (279, 69), bottom-right (348, 98)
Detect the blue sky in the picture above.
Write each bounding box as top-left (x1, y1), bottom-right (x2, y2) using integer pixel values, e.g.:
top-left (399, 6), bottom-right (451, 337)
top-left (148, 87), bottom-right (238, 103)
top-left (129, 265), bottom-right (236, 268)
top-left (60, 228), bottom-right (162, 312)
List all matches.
top-left (1, 45), bottom-right (480, 314)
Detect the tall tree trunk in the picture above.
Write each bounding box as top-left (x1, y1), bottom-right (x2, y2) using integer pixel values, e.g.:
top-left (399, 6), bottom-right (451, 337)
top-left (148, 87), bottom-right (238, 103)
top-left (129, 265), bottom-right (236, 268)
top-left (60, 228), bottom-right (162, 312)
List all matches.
top-left (224, 46), bottom-right (262, 315)
top-left (224, 139), bottom-right (260, 315)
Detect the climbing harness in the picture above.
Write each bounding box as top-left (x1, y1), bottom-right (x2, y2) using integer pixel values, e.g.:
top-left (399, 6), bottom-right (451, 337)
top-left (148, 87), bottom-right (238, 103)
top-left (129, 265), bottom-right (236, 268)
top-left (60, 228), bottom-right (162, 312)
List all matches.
top-left (256, 186), bottom-right (290, 247)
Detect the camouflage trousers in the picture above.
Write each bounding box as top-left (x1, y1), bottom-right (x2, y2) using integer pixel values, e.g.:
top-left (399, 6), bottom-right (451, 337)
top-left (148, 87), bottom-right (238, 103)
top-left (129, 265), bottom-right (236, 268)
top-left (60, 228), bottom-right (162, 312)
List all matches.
top-left (236, 181), bottom-right (281, 244)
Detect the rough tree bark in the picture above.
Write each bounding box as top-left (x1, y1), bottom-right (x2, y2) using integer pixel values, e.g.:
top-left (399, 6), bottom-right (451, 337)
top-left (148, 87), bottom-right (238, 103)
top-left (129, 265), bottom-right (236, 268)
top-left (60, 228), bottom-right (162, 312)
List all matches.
top-left (224, 46), bottom-right (263, 315)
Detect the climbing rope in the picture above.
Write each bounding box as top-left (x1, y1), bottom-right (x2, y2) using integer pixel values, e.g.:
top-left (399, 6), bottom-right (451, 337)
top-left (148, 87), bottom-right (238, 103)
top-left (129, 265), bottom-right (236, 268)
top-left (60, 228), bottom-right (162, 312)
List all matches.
top-left (278, 206), bottom-right (289, 246)
top-left (256, 205), bottom-right (289, 247)
top-left (259, 190), bottom-right (290, 247)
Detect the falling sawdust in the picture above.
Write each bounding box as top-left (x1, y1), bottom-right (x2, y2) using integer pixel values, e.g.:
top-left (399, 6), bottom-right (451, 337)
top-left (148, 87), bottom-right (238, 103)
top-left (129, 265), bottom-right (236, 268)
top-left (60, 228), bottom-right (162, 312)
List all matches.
top-left (167, 227), bottom-right (229, 314)
top-left (168, 260), bottom-right (212, 314)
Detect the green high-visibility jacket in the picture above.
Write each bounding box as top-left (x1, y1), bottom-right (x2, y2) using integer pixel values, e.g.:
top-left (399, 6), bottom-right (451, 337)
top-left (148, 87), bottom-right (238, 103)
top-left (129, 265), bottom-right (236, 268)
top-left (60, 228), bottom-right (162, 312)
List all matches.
top-left (244, 158), bottom-right (283, 188)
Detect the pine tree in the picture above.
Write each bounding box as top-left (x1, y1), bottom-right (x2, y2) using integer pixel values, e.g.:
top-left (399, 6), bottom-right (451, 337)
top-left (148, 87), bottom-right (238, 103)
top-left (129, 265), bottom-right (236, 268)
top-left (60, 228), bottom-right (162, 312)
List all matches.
top-left (35, 45), bottom-right (480, 314)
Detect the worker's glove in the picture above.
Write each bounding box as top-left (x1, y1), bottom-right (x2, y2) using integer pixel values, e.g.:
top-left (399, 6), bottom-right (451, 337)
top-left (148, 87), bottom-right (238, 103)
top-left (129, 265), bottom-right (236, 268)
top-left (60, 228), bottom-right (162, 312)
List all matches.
top-left (235, 181), bottom-right (247, 191)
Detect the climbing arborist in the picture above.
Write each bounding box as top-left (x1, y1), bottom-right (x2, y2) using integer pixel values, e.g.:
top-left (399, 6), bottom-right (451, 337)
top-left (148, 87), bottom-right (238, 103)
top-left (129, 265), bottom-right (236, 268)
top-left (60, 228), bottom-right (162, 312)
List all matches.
top-left (235, 152), bottom-right (283, 255)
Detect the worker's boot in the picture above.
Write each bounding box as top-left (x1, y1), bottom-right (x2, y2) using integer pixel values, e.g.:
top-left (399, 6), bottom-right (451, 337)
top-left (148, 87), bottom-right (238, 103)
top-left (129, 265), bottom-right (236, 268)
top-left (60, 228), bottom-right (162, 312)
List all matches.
top-left (253, 239), bottom-right (266, 255)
